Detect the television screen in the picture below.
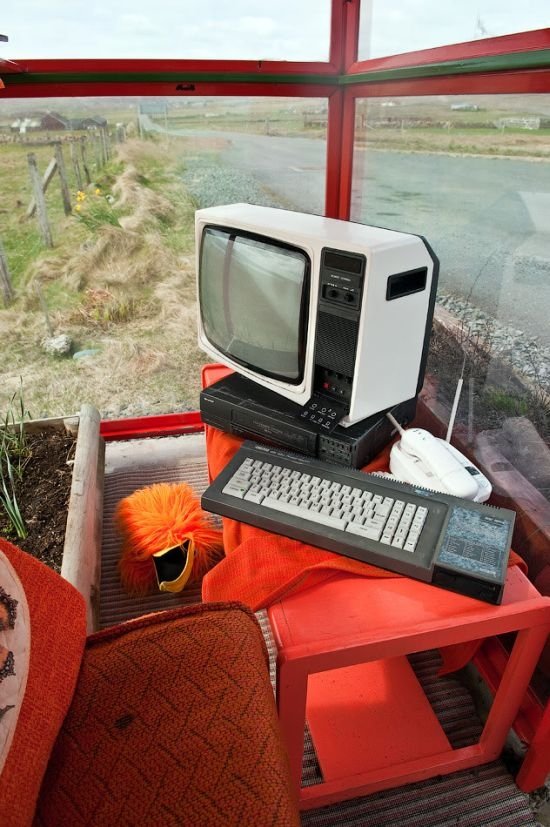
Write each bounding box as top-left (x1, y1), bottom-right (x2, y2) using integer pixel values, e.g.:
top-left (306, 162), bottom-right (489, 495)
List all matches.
top-left (199, 227), bottom-right (309, 382)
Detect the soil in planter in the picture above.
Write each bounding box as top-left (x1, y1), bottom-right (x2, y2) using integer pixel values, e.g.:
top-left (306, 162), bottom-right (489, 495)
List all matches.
top-left (1, 430), bottom-right (76, 573)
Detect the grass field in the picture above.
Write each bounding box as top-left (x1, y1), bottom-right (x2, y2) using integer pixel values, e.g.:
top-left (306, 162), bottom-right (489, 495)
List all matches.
top-left (0, 133), bottom-right (213, 419)
top-left (358, 125), bottom-right (550, 159)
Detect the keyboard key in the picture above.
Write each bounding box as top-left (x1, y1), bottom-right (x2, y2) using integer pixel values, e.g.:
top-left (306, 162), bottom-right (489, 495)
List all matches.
top-left (261, 497), bottom-right (347, 530)
top-left (244, 489), bottom-right (265, 504)
top-left (346, 522), bottom-right (382, 542)
top-left (222, 480), bottom-right (250, 498)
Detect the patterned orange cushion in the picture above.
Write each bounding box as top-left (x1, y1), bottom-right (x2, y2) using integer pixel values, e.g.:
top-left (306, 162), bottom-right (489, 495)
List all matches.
top-left (0, 538), bottom-right (87, 827)
top-left (0, 552), bottom-right (30, 777)
top-left (36, 602), bottom-right (299, 827)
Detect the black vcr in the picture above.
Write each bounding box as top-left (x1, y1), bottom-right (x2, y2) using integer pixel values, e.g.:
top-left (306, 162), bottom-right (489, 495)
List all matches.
top-left (200, 372), bottom-right (417, 469)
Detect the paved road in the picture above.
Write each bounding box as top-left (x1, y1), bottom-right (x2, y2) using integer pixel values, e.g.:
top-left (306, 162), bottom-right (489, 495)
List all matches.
top-left (223, 133), bottom-right (550, 347)
top-left (351, 148), bottom-right (550, 348)
top-left (147, 118), bottom-right (550, 346)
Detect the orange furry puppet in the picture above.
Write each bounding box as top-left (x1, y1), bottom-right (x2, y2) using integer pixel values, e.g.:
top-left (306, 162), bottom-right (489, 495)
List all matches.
top-left (116, 482), bottom-right (223, 595)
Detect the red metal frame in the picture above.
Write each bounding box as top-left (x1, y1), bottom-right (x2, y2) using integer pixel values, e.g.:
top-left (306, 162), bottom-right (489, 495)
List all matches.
top-left (7, 58), bottom-right (338, 76)
top-left (336, 92), bottom-right (357, 220)
top-left (324, 90), bottom-right (345, 218)
top-left (344, 69), bottom-right (550, 99)
top-left (0, 81), bottom-right (337, 99)
top-left (348, 28), bottom-right (550, 75)
top-left (100, 410), bottom-right (203, 441)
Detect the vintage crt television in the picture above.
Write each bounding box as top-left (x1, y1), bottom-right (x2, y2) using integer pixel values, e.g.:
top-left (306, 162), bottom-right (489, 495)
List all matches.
top-left (196, 204), bottom-right (439, 427)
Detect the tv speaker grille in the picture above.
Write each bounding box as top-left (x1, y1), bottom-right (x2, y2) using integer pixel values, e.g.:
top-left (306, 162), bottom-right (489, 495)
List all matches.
top-left (315, 311), bottom-right (358, 376)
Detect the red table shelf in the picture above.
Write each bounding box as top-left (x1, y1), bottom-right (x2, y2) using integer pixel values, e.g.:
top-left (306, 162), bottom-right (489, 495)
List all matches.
top-left (268, 566), bottom-right (550, 809)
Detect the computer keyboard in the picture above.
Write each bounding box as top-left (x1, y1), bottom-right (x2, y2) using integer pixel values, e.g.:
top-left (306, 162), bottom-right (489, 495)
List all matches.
top-left (202, 441), bottom-right (516, 604)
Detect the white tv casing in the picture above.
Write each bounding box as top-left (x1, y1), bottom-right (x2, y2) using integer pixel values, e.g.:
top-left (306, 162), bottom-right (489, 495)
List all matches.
top-left (196, 204), bottom-right (437, 427)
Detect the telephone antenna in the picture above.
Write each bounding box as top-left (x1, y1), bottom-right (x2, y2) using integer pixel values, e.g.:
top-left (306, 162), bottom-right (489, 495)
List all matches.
top-left (386, 411), bottom-right (405, 436)
top-left (446, 355), bottom-right (466, 442)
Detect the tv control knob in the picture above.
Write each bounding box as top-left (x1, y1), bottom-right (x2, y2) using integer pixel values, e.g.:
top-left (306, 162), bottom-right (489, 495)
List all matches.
top-left (345, 292), bottom-right (354, 303)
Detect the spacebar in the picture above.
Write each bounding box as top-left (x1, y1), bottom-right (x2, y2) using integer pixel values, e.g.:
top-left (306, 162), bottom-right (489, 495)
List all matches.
top-left (261, 497), bottom-right (348, 531)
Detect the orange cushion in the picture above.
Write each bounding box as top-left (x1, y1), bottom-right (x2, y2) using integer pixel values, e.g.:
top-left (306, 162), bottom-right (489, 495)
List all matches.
top-left (0, 550), bottom-right (30, 776)
top-left (36, 603), bottom-right (299, 827)
top-left (0, 539), bottom-right (87, 827)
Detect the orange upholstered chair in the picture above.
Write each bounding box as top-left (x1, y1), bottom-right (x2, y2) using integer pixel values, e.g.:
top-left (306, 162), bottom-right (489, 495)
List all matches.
top-left (0, 538), bottom-right (299, 827)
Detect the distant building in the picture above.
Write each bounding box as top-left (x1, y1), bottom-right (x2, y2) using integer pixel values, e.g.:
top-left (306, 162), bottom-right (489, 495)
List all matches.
top-left (40, 111), bottom-right (72, 130)
top-left (139, 101), bottom-right (168, 116)
top-left (39, 111), bottom-right (108, 131)
top-left (495, 116), bottom-right (541, 130)
top-left (10, 117), bottom-right (41, 133)
top-left (79, 115), bottom-right (107, 129)
top-left (450, 103), bottom-right (481, 112)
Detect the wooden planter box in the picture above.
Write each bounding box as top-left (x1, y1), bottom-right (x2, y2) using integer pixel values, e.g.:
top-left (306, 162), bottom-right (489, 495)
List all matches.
top-left (23, 404), bottom-right (104, 632)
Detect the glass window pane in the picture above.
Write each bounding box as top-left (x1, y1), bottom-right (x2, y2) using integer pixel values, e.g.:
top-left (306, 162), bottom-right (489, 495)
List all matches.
top-left (200, 228), bottom-right (307, 380)
top-left (0, 95), bottom-right (326, 419)
top-left (351, 93), bottom-right (550, 517)
top-left (359, 1), bottom-right (550, 60)
top-left (1, 1), bottom-right (331, 60)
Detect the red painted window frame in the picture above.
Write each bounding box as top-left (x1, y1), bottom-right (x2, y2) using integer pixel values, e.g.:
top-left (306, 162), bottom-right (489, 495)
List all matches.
top-left (2, 4), bottom-right (549, 217)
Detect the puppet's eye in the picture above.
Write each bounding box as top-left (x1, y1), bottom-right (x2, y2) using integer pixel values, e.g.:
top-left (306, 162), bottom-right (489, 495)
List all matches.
top-left (0, 586), bottom-right (18, 631)
top-left (0, 646), bottom-right (15, 682)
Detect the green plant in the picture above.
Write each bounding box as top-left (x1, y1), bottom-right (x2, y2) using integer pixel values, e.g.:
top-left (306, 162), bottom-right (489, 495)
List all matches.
top-left (75, 196), bottom-right (121, 231)
top-left (1, 381), bottom-right (31, 478)
top-left (482, 387), bottom-right (529, 417)
top-left (0, 381), bottom-right (30, 538)
top-left (0, 451), bottom-right (27, 539)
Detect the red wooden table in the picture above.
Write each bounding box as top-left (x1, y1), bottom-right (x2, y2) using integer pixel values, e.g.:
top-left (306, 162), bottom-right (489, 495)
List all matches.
top-left (268, 566), bottom-right (550, 809)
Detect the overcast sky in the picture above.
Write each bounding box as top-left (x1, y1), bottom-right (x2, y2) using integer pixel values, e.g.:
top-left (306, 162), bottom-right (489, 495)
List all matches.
top-left (0, 1), bottom-right (548, 61)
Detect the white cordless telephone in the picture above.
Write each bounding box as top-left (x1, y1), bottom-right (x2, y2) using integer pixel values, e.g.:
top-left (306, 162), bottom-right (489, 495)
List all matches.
top-left (386, 414), bottom-right (492, 503)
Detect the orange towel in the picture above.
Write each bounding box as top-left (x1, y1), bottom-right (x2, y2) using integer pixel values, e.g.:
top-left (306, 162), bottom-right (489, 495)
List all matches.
top-left (202, 423), bottom-right (526, 609)
top-left (202, 426), bottom-right (402, 609)
top-left (200, 365), bottom-right (527, 673)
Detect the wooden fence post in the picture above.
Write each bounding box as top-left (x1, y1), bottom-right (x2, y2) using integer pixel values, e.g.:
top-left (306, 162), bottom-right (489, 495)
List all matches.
top-left (94, 133), bottom-right (102, 169)
top-left (70, 140), bottom-right (83, 190)
top-left (26, 156), bottom-right (57, 218)
top-left (100, 127), bottom-right (110, 163)
top-left (27, 152), bottom-right (53, 248)
top-left (80, 137), bottom-right (91, 184)
top-left (0, 237), bottom-right (14, 306)
top-left (54, 142), bottom-right (72, 215)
